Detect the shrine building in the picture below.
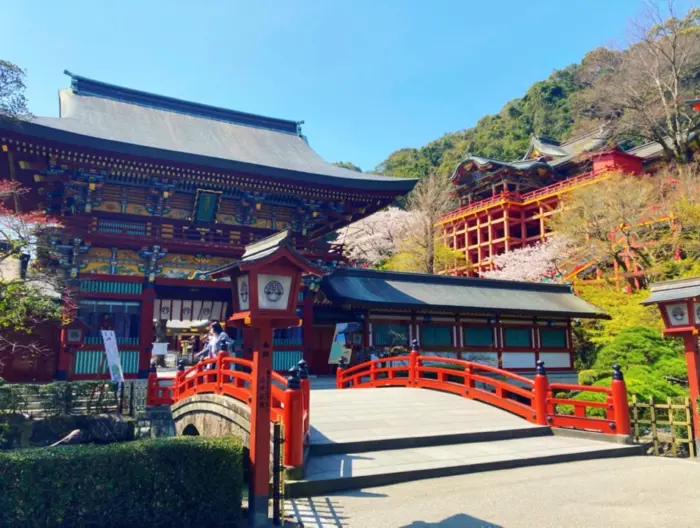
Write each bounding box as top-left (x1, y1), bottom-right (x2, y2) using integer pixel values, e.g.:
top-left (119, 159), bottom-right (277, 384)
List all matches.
top-left (438, 129), bottom-right (680, 281)
top-left (1, 72), bottom-right (610, 385)
top-left (0, 71), bottom-right (416, 381)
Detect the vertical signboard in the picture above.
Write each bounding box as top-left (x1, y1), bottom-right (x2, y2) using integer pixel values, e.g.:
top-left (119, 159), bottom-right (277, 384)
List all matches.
top-left (101, 330), bottom-right (125, 382)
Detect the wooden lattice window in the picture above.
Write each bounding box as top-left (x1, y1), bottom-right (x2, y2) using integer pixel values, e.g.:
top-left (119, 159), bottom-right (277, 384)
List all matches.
top-left (421, 325), bottom-right (452, 346)
top-left (193, 190), bottom-right (222, 223)
top-left (540, 328), bottom-right (567, 349)
top-left (464, 326), bottom-right (494, 347)
top-left (373, 323), bottom-right (409, 346)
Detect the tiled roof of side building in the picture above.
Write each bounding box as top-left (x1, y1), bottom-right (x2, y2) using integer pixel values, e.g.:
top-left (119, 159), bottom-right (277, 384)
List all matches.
top-left (450, 155), bottom-right (551, 181)
top-left (0, 71), bottom-right (417, 193)
top-left (321, 268), bottom-right (608, 319)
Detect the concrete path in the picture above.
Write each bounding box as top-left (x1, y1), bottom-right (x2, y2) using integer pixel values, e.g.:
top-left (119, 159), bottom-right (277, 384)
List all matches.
top-left (287, 457), bottom-right (700, 528)
top-left (309, 387), bottom-right (537, 447)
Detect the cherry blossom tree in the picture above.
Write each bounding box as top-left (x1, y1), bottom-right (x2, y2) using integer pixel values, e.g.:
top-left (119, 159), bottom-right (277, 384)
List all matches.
top-left (337, 207), bottom-right (421, 266)
top-left (481, 236), bottom-right (575, 282)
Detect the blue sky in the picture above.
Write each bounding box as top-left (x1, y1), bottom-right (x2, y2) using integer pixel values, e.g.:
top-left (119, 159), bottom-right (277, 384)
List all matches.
top-left (2, 0), bottom-right (649, 171)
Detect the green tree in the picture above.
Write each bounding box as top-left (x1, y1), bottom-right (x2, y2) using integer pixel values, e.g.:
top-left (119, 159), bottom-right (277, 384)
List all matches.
top-left (0, 60), bottom-right (30, 120)
top-left (332, 161), bottom-right (362, 172)
top-left (572, 3), bottom-right (700, 164)
top-left (0, 63), bottom-right (63, 372)
top-left (579, 327), bottom-right (687, 402)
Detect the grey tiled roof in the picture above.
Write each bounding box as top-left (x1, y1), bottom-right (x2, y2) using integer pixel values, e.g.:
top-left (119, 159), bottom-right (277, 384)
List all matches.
top-left (450, 155), bottom-right (551, 181)
top-left (1, 72), bottom-right (417, 193)
top-left (642, 277), bottom-right (700, 304)
top-left (321, 268), bottom-right (607, 319)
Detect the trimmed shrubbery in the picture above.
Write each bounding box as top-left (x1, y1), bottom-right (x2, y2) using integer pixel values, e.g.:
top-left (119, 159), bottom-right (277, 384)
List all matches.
top-left (0, 436), bottom-right (244, 528)
top-left (0, 379), bottom-right (121, 416)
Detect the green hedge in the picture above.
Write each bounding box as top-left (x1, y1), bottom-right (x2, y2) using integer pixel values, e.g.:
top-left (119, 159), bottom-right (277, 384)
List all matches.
top-left (0, 380), bottom-right (120, 416)
top-left (0, 437), bottom-right (244, 528)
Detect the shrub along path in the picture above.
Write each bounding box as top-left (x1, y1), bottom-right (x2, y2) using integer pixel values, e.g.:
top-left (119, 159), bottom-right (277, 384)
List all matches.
top-left (0, 437), bottom-right (244, 528)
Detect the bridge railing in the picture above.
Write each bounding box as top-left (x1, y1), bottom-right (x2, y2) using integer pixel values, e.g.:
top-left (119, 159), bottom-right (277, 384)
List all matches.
top-left (146, 353), bottom-right (311, 469)
top-left (337, 347), bottom-right (631, 436)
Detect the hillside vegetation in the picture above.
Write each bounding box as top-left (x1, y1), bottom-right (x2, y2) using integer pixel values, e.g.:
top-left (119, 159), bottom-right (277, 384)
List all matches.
top-left (375, 6), bottom-right (700, 177)
top-left (377, 65), bottom-right (583, 178)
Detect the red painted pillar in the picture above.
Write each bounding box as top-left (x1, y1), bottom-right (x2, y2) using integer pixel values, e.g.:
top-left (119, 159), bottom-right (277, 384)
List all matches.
top-left (533, 360), bottom-right (549, 426)
top-left (283, 374), bottom-right (304, 468)
top-left (242, 327), bottom-right (255, 360)
top-left (336, 356), bottom-right (347, 389)
top-left (683, 334), bottom-right (700, 444)
top-left (139, 287), bottom-right (155, 378)
top-left (248, 324), bottom-right (274, 527)
top-left (298, 359), bottom-right (310, 442)
top-left (611, 364), bottom-right (631, 436)
top-left (409, 340), bottom-right (419, 388)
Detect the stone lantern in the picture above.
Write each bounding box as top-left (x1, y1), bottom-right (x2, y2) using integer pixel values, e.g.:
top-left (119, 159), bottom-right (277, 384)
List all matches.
top-left (210, 230), bottom-right (321, 526)
top-left (643, 277), bottom-right (700, 451)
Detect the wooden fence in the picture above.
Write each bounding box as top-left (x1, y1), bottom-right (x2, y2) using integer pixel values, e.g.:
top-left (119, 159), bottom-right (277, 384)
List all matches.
top-left (630, 396), bottom-right (695, 458)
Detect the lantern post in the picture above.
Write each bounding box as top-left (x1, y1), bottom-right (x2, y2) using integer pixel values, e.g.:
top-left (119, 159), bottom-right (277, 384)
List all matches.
top-left (643, 277), bottom-right (700, 452)
top-left (209, 231), bottom-right (321, 527)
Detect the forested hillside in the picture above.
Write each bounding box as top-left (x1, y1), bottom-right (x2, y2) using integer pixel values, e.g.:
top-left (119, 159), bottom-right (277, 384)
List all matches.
top-left (375, 5), bottom-right (700, 178)
top-left (376, 64), bottom-right (584, 179)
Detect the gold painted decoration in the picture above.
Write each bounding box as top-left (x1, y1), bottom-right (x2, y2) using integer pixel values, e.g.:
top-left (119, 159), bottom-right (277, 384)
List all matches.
top-left (93, 201), bottom-right (120, 212)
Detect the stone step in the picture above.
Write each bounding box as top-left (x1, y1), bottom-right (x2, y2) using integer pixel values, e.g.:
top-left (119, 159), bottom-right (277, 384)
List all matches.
top-left (309, 425), bottom-right (552, 456)
top-left (286, 435), bottom-right (643, 498)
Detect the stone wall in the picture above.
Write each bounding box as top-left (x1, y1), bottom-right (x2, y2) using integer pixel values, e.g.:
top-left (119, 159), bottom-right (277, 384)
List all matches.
top-left (170, 394), bottom-right (252, 447)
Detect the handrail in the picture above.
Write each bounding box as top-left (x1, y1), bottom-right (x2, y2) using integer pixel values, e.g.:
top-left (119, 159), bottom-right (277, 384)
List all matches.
top-left (337, 348), bottom-right (631, 436)
top-left (146, 352), bottom-right (310, 468)
top-left (438, 168), bottom-right (615, 224)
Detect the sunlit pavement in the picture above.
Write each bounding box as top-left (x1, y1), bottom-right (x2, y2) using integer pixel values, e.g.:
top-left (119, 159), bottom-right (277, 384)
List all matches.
top-left (287, 457), bottom-right (700, 528)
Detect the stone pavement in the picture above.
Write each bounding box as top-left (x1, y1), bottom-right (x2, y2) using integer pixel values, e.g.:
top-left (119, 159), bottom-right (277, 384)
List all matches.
top-left (287, 457), bottom-right (700, 528)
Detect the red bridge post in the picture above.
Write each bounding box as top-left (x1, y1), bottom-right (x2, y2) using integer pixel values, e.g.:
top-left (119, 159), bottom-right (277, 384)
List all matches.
top-left (336, 356), bottom-right (347, 389)
top-left (173, 359), bottom-right (185, 402)
top-left (298, 359), bottom-right (310, 441)
top-left (409, 339), bottom-right (419, 387)
top-left (533, 360), bottom-right (549, 426)
top-left (611, 364), bottom-right (631, 435)
top-left (283, 368), bottom-right (304, 468)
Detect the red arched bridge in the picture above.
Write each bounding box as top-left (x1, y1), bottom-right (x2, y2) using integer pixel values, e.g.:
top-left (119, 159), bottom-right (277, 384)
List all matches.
top-left (146, 347), bottom-right (631, 475)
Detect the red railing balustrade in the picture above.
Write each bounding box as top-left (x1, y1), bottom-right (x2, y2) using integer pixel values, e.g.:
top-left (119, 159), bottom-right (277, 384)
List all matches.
top-left (337, 346), bottom-right (630, 436)
top-left (146, 352), bottom-right (310, 469)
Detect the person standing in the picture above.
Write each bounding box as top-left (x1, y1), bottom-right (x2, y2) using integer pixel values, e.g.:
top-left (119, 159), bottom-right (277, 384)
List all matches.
top-left (195, 321), bottom-right (232, 367)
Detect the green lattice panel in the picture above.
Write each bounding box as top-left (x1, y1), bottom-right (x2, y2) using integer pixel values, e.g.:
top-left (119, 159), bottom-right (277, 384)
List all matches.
top-left (421, 326), bottom-right (452, 346)
top-left (540, 328), bottom-right (567, 348)
top-left (273, 351), bottom-right (303, 371)
top-left (74, 350), bottom-right (140, 375)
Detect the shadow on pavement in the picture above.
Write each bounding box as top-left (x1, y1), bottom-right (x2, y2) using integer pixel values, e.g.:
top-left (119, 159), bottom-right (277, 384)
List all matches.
top-left (402, 513), bottom-right (502, 527)
top-left (287, 496), bottom-right (348, 527)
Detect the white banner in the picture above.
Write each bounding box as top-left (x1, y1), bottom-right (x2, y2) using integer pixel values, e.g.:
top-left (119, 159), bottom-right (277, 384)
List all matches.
top-left (101, 330), bottom-right (124, 382)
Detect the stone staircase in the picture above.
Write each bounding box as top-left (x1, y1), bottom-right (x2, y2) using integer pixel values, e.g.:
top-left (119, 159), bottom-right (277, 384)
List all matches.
top-left (287, 386), bottom-right (643, 498)
top-left (287, 426), bottom-right (642, 498)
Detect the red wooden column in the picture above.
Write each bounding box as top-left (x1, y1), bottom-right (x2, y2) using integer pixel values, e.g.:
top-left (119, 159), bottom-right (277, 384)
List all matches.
top-left (611, 364), bottom-right (631, 436)
top-left (248, 324), bottom-right (274, 527)
top-left (139, 287), bottom-right (155, 378)
top-left (683, 334), bottom-right (700, 445)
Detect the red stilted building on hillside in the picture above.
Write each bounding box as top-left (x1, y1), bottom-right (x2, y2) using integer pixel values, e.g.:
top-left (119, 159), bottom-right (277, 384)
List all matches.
top-left (439, 130), bottom-right (672, 279)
